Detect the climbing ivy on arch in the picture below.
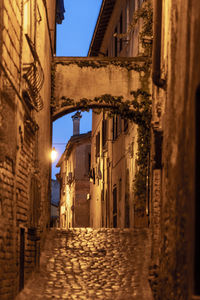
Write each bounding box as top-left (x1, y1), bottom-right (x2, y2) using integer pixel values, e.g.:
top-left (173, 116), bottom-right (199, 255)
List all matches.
top-left (53, 88), bottom-right (151, 213)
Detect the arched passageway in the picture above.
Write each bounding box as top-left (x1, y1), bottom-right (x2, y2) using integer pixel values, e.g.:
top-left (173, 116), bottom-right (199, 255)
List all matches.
top-left (51, 56), bottom-right (151, 230)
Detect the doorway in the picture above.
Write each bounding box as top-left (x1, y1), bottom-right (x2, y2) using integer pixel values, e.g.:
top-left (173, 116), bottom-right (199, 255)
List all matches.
top-left (113, 186), bottom-right (117, 228)
top-left (19, 228), bottom-right (25, 291)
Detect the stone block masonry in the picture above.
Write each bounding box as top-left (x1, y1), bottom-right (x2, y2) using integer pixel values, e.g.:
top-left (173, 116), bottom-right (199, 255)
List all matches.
top-left (0, 157), bottom-right (17, 299)
top-left (0, 0), bottom-right (56, 297)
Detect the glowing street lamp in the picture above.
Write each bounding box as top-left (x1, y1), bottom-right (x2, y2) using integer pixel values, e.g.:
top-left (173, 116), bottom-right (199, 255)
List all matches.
top-left (51, 147), bottom-right (57, 162)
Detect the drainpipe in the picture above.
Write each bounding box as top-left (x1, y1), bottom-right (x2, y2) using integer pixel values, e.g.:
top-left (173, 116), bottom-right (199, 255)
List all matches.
top-left (152, 0), bottom-right (166, 89)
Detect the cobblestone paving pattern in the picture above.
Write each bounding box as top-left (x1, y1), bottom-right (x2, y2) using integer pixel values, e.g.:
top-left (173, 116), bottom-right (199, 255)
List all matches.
top-left (16, 228), bottom-right (153, 300)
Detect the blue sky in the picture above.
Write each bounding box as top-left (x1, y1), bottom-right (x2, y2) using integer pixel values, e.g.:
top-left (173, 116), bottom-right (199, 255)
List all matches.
top-left (52, 0), bottom-right (103, 179)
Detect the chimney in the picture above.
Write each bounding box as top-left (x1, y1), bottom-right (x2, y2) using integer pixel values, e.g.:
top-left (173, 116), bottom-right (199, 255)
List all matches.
top-left (72, 112), bottom-right (82, 136)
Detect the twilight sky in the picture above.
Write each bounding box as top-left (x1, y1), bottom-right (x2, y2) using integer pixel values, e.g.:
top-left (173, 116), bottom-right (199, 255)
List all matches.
top-left (52, 0), bottom-right (103, 179)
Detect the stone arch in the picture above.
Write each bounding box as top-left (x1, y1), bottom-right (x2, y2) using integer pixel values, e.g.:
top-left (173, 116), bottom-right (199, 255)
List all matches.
top-left (51, 57), bottom-right (151, 123)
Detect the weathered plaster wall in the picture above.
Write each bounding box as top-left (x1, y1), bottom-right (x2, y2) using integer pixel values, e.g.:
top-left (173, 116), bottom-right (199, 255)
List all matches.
top-left (74, 143), bottom-right (90, 227)
top-left (58, 136), bottom-right (91, 228)
top-left (151, 0), bottom-right (200, 298)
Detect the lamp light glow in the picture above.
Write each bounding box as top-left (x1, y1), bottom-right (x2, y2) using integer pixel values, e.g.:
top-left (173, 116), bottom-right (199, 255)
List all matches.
top-left (51, 147), bottom-right (57, 162)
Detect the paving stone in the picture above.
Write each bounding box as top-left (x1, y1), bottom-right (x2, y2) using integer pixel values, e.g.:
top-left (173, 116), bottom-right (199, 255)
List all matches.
top-left (16, 228), bottom-right (153, 300)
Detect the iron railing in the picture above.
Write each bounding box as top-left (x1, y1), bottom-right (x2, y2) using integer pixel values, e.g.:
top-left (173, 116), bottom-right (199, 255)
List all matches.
top-left (23, 34), bottom-right (44, 111)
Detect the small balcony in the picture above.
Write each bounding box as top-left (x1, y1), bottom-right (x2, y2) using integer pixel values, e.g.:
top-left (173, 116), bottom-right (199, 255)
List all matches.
top-left (23, 34), bottom-right (44, 111)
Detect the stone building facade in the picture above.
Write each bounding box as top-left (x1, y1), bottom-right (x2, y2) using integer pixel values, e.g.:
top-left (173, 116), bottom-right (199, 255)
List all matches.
top-left (57, 113), bottom-right (91, 228)
top-left (88, 0), bottom-right (151, 228)
top-left (0, 0), bottom-right (64, 298)
top-left (88, 0), bottom-right (200, 298)
top-left (150, 0), bottom-right (200, 299)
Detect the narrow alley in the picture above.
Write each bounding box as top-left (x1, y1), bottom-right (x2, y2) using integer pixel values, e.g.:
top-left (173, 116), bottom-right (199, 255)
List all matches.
top-left (1, 0), bottom-right (200, 299)
top-left (16, 228), bottom-right (153, 300)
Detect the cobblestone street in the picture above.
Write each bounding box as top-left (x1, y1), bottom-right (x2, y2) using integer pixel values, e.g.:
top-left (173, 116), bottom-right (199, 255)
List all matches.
top-left (16, 228), bottom-right (153, 300)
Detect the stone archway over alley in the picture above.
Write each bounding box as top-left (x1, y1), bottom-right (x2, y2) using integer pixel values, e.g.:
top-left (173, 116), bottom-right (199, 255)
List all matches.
top-left (51, 57), bottom-right (150, 120)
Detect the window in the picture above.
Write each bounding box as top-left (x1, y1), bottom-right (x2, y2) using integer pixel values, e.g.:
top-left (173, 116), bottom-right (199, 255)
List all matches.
top-left (119, 13), bottom-right (123, 52)
top-left (88, 153), bottom-right (91, 174)
top-left (85, 145), bottom-right (91, 175)
top-left (124, 118), bottom-right (128, 132)
top-left (96, 132), bottom-right (100, 158)
top-left (24, 0), bottom-right (34, 41)
top-left (119, 178), bottom-right (122, 202)
top-left (118, 115), bottom-right (122, 135)
top-left (102, 119), bottom-right (107, 149)
top-left (113, 115), bottom-right (122, 140)
top-left (114, 26), bottom-right (118, 57)
top-left (154, 130), bottom-right (163, 169)
top-left (112, 115), bottom-right (117, 140)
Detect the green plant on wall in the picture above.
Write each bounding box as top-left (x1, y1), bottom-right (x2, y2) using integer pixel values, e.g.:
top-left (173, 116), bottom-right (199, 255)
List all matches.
top-left (51, 88), bottom-right (151, 213)
top-left (50, 58), bottom-right (150, 107)
top-left (53, 58), bottom-right (150, 72)
top-left (113, 0), bottom-right (153, 55)
top-left (132, 90), bottom-right (151, 214)
top-left (93, 90), bottom-right (152, 214)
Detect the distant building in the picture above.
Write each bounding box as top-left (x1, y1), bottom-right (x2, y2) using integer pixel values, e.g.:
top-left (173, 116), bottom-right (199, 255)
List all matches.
top-left (51, 179), bottom-right (60, 227)
top-left (57, 112), bottom-right (91, 228)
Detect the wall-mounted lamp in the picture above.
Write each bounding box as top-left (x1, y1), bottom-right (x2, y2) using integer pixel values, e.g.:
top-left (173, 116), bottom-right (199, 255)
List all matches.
top-left (51, 147), bottom-right (58, 162)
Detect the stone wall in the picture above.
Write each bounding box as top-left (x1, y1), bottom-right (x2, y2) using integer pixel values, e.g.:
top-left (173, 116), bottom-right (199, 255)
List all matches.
top-left (151, 0), bottom-right (200, 298)
top-left (0, 0), bottom-right (56, 298)
top-left (0, 156), bottom-right (17, 299)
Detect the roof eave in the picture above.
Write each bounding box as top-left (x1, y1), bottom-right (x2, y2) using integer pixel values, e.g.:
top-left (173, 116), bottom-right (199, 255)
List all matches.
top-left (88, 0), bottom-right (116, 57)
